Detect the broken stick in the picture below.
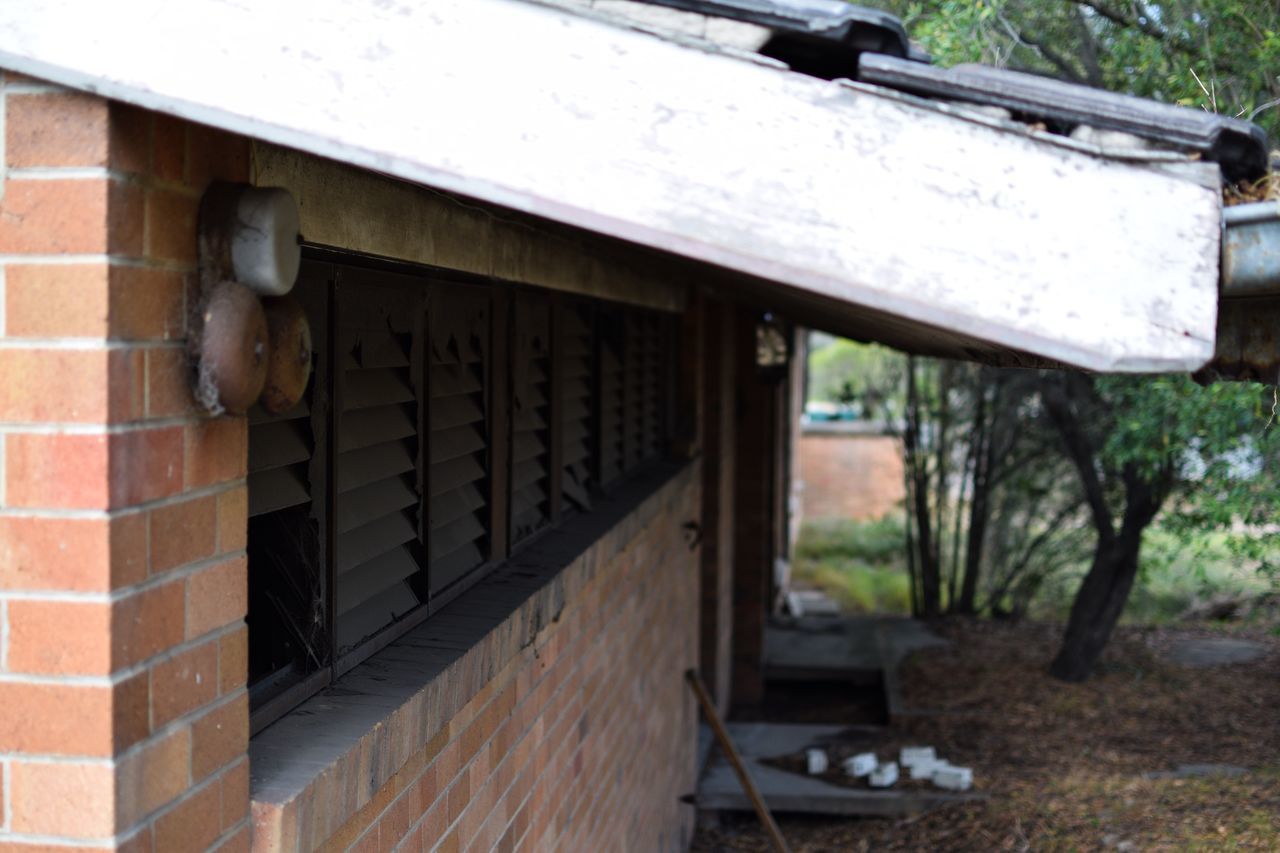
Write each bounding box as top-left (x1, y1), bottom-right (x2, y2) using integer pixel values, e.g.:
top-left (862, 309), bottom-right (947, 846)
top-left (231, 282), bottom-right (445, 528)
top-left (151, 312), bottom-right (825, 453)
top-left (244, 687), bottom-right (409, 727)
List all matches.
top-left (684, 669), bottom-right (791, 853)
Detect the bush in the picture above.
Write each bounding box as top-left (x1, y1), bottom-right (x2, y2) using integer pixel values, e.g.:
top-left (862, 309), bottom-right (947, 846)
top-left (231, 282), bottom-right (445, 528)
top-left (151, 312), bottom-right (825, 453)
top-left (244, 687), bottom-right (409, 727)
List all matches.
top-left (792, 517), bottom-right (911, 614)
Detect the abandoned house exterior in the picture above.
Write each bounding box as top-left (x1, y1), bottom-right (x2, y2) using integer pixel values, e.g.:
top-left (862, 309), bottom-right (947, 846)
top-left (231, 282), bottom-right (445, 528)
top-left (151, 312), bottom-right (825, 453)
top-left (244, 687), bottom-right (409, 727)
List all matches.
top-left (0, 0), bottom-right (1271, 850)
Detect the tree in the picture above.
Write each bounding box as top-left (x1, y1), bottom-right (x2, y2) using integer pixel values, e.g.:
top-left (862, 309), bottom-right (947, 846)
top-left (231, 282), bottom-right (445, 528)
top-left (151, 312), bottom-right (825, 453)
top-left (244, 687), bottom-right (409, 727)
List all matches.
top-left (1040, 373), bottom-right (1276, 680)
top-left (876, 0), bottom-right (1280, 678)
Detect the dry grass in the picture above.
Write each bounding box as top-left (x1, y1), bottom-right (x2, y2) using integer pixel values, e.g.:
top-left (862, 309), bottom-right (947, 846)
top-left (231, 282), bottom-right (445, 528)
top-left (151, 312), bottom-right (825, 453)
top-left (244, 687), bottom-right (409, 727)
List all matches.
top-left (1224, 169), bottom-right (1280, 205)
top-left (692, 621), bottom-right (1280, 852)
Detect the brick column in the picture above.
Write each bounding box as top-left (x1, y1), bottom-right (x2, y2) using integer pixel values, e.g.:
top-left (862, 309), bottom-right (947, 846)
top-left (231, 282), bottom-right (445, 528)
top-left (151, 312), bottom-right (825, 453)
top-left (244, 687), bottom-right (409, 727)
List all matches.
top-left (0, 73), bottom-right (251, 851)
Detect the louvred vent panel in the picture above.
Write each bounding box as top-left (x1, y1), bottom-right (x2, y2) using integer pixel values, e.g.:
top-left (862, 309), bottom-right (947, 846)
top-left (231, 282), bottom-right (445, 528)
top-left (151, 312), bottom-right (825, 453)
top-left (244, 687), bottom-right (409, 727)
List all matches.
top-left (429, 289), bottom-right (491, 594)
top-left (334, 295), bottom-right (425, 654)
top-left (560, 304), bottom-right (594, 512)
top-left (597, 309), bottom-right (625, 487)
top-left (248, 400), bottom-right (313, 517)
top-left (511, 296), bottom-right (551, 543)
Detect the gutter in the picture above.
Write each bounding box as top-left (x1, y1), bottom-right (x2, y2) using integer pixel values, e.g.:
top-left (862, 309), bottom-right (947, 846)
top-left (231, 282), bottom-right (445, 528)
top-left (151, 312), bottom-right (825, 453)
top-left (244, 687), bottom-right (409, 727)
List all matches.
top-left (1201, 200), bottom-right (1280, 384)
top-left (1222, 200), bottom-right (1280, 298)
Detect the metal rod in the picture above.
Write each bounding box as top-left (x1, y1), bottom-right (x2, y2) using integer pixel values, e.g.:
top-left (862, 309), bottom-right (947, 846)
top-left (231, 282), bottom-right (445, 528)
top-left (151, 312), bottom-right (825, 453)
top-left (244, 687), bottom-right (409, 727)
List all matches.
top-left (684, 669), bottom-right (791, 853)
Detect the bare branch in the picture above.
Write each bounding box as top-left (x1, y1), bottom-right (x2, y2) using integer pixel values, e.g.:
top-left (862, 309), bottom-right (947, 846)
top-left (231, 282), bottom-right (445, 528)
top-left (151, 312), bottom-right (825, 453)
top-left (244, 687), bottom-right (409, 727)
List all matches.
top-left (1040, 374), bottom-right (1115, 539)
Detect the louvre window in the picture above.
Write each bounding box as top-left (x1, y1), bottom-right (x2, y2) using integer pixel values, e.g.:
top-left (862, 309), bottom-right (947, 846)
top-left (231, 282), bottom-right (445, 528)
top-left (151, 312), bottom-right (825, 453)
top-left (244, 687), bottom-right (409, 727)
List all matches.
top-left (510, 294), bottom-right (552, 543)
top-left (334, 278), bottom-right (426, 654)
top-left (427, 286), bottom-right (492, 593)
top-left (247, 251), bottom-right (677, 727)
top-left (559, 303), bottom-right (594, 512)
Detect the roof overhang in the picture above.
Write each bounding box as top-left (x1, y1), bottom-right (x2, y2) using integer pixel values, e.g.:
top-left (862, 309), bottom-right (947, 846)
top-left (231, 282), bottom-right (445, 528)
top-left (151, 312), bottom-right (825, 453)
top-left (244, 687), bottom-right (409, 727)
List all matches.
top-left (0, 0), bottom-right (1223, 372)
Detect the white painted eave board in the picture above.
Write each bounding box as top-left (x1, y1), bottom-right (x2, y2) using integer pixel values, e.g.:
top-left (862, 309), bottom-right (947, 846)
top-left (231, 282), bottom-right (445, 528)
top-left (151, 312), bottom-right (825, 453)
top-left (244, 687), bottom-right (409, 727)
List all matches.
top-left (0, 0), bottom-right (1221, 372)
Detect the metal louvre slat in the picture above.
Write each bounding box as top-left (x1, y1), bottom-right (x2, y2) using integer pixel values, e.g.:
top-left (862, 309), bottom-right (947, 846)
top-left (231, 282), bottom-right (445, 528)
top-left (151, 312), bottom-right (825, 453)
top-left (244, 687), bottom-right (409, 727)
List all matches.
top-left (248, 466), bottom-right (311, 517)
top-left (512, 431), bottom-right (547, 464)
top-left (343, 367), bottom-right (414, 409)
top-left (430, 393), bottom-right (484, 431)
top-left (249, 419), bottom-right (311, 473)
top-left (512, 458), bottom-right (547, 491)
top-left (339, 404), bottom-right (416, 452)
top-left (429, 483), bottom-right (486, 529)
top-left (430, 454), bottom-right (485, 497)
top-left (336, 509), bottom-right (417, 575)
top-left (430, 512), bottom-right (486, 561)
top-left (336, 580), bottom-right (419, 651)
top-left (336, 545), bottom-right (420, 615)
top-left (337, 441), bottom-right (415, 493)
top-left (430, 362), bottom-right (483, 399)
top-left (336, 475), bottom-right (418, 534)
top-left (430, 423), bottom-right (486, 465)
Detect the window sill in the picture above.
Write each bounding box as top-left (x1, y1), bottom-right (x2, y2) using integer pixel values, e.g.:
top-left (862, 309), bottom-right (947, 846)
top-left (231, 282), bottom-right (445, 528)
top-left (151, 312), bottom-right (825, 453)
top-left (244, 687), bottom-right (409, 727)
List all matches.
top-left (248, 460), bottom-right (695, 851)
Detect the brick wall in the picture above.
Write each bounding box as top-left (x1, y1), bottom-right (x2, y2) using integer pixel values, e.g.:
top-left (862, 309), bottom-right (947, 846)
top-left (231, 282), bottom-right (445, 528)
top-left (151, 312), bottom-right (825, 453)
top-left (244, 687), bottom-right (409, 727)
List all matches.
top-left (797, 430), bottom-right (905, 521)
top-left (252, 469), bottom-right (702, 852)
top-left (0, 75), bottom-right (251, 851)
top-left (0, 75), bottom-right (708, 853)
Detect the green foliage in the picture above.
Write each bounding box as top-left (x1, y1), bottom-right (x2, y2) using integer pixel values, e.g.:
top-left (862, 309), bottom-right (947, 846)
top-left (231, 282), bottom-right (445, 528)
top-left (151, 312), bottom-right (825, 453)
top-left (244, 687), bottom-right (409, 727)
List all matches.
top-left (881, 0), bottom-right (1280, 140)
top-left (792, 518), bottom-right (913, 614)
top-left (806, 337), bottom-right (906, 418)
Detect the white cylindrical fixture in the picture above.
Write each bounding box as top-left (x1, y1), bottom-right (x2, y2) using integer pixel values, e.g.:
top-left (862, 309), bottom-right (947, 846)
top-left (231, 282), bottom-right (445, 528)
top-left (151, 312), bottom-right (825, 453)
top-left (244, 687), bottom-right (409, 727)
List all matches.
top-left (230, 186), bottom-right (301, 296)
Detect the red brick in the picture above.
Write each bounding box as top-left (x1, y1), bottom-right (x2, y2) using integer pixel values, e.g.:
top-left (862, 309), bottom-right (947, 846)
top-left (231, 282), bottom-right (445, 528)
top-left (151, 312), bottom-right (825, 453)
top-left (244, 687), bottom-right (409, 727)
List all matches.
top-left (218, 625), bottom-right (248, 694)
top-left (216, 486), bottom-right (248, 554)
top-left (6, 598), bottom-right (111, 675)
top-left (145, 188), bottom-right (199, 264)
top-left (6, 578), bottom-right (182, 675)
top-left (117, 726), bottom-right (193, 826)
top-left (9, 760), bottom-right (116, 837)
top-left (0, 512), bottom-right (145, 592)
top-left (0, 347), bottom-right (143, 423)
top-left (108, 179), bottom-right (145, 257)
top-left (107, 102), bottom-right (152, 176)
top-left (5, 91), bottom-right (111, 168)
top-left (154, 780), bottom-right (222, 853)
top-left (108, 426), bottom-right (185, 507)
top-left (0, 674), bottom-right (147, 756)
top-left (191, 693), bottom-right (248, 780)
top-left (108, 265), bottom-right (187, 341)
top-left (6, 429), bottom-right (191, 510)
top-left (186, 555), bottom-right (247, 639)
top-left (149, 494), bottom-right (216, 574)
top-left (150, 640), bottom-right (218, 727)
top-left (147, 346), bottom-right (196, 418)
top-left (185, 418), bottom-right (248, 488)
top-left (0, 178), bottom-right (109, 253)
top-left (113, 579), bottom-right (186, 669)
top-left (220, 758), bottom-right (250, 831)
top-left (212, 826), bottom-right (251, 853)
top-left (4, 264), bottom-right (110, 338)
top-left (186, 125), bottom-right (250, 189)
top-left (152, 114), bottom-right (186, 183)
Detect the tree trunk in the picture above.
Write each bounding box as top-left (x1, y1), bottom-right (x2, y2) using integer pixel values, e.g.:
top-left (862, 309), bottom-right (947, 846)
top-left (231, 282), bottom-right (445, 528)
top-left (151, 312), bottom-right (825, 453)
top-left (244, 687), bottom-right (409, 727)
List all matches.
top-left (1049, 531), bottom-right (1142, 681)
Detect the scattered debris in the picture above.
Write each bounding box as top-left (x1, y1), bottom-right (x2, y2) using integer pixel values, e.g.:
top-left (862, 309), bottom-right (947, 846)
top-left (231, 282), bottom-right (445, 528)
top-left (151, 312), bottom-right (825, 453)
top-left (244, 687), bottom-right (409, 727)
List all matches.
top-left (842, 752), bottom-right (877, 777)
top-left (869, 761), bottom-right (899, 788)
top-left (805, 749), bottom-right (828, 775)
top-left (931, 764), bottom-right (974, 792)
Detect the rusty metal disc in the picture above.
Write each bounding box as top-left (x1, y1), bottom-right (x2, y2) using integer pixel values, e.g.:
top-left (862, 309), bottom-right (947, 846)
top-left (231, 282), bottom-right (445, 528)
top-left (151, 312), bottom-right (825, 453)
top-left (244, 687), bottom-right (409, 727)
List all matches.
top-left (259, 295), bottom-right (313, 414)
top-left (197, 281), bottom-right (268, 415)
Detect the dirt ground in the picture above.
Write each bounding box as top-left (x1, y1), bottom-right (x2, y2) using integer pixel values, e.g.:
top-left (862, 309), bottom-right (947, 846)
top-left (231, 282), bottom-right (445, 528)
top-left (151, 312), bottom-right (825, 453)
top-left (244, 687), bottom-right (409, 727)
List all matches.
top-left (691, 620), bottom-right (1280, 852)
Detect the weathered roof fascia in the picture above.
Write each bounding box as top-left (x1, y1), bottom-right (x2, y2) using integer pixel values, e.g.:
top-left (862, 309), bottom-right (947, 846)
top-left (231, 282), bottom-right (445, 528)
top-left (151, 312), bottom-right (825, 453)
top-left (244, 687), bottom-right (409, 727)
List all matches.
top-left (0, 0), bottom-right (1222, 372)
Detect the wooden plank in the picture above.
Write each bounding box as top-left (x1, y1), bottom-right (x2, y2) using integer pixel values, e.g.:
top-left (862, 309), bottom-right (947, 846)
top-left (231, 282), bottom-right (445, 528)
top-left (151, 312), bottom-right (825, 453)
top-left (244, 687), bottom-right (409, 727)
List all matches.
top-left (0, 0), bottom-right (1221, 371)
top-left (685, 670), bottom-right (790, 853)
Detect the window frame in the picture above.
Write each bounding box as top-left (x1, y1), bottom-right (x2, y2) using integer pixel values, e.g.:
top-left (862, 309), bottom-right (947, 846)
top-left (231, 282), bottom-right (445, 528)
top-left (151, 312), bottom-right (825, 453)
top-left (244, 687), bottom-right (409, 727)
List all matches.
top-left (248, 248), bottom-right (678, 733)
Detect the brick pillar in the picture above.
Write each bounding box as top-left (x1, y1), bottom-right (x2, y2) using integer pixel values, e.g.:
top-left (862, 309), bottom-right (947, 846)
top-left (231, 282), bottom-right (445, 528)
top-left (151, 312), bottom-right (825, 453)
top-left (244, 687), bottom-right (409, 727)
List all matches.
top-left (0, 73), bottom-right (251, 851)
top-left (730, 305), bottom-right (780, 708)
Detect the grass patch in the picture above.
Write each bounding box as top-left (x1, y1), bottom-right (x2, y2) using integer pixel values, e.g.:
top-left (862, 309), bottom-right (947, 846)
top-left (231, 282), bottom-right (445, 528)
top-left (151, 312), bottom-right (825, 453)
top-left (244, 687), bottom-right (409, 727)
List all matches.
top-left (792, 517), bottom-right (911, 614)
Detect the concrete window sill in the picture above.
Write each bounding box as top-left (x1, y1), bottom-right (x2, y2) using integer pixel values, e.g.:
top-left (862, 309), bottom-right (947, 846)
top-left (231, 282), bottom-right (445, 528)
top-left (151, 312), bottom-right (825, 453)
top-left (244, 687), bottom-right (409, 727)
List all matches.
top-left (248, 461), bottom-right (694, 851)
